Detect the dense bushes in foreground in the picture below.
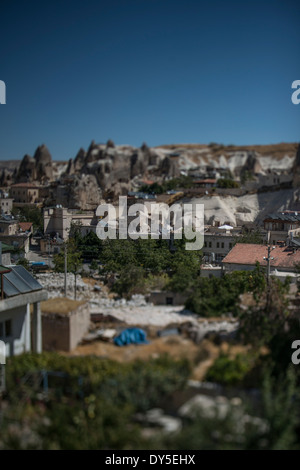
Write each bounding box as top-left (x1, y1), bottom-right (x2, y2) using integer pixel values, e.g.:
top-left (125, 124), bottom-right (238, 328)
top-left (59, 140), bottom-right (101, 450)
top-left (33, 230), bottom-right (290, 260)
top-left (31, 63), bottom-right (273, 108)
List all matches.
top-left (1, 354), bottom-right (190, 449)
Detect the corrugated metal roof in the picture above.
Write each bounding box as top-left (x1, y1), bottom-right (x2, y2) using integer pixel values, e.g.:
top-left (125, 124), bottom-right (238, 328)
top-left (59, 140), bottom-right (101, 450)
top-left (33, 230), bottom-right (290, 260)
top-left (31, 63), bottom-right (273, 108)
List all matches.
top-left (13, 265), bottom-right (42, 291)
top-left (3, 277), bottom-right (21, 297)
top-left (1, 265), bottom-right (43, 298)
top-left (4, 270), bottom-right (32, 294)
top-left (266, 213), bottom-right (300, 222)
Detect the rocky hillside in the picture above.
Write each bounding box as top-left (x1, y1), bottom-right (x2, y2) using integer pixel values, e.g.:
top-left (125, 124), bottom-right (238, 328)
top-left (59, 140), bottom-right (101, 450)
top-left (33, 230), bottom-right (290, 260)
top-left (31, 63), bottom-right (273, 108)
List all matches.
top-left (64, 140), bottom-right (180, 196)
top-left (156, 142), bottom-right (298, 174)
top-left (0, 141), bottom-right (298, 211)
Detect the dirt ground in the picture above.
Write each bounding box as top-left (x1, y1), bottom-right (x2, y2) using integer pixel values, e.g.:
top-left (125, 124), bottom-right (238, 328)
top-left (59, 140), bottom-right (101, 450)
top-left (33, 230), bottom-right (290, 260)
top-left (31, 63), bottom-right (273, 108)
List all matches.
top-left (65, 335), bottom-right (250, 381)
top-left (62, 277), bottom-right (249, 381)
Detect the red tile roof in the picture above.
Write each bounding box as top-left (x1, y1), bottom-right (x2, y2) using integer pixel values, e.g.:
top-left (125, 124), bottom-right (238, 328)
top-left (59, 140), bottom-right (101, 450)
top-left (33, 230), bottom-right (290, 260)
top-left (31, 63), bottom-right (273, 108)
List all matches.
top-left (194, 179), bottom-right (217, 184)
top-left (19, 222), bottom-right (33, 232)
top-left (222, 243), bottom-right (300, 269)
top-left (141, 179), bottom-right (154, 185)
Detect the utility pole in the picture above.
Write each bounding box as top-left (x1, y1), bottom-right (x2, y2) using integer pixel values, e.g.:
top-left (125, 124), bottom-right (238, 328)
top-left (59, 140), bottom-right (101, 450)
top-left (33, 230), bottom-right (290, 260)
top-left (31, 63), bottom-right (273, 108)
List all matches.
top-left (64, 243), bottom-right (67, 297)
top-left (263, 245), bottom-right (275, 285)
top-left (264, 245), bottom-right (275, 311)
top-left (48, 239), bottom-right (51, 267)
top-left (169, 229), bottom-right (176, 254)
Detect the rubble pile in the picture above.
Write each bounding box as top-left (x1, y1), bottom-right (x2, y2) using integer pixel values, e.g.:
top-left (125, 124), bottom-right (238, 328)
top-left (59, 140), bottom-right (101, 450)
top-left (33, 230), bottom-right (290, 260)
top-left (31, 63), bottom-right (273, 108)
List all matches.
top-left (36, 273), bottom-right (238, 335)
top-left (35, 273), bottom-right (92, 299)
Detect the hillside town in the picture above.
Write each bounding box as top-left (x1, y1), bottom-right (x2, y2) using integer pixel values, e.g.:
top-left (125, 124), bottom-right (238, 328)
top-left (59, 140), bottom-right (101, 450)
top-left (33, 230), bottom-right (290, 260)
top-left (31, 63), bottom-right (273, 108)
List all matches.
top-left (0, 140), bottom-right (300, 449)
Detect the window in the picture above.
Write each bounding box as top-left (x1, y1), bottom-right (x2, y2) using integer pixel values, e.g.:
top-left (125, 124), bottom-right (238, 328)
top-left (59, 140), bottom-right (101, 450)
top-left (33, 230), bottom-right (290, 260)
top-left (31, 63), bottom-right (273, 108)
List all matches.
top-left (273, 240), bottom-right (276, 245)
top-left (204, 241), bottom-right (207, 247)
top-left (5, 320), bottom-right (11, 337)
top-left (216, 242), bottom-right (220, 248)
top-left (166, 297), bottom-right (173, 305)
top-left (0, 319), bottom-right (12, 338)
top-left (221, 242), bottom-right (224, 248)
top-left (229, 243), bottom-right (232, 249)
top-left (209, 242), bottom-right (212, 248)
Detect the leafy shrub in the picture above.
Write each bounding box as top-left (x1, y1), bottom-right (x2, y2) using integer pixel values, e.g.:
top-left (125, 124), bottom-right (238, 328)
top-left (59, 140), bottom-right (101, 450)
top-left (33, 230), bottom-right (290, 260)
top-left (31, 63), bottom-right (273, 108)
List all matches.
top-left (217, 178), bottom-right (240, 189)
top-left (185, 266), bottom-right (266, 317)
top-left (2, 353), bottom-right (191, 449)
top-left (205, 353), bottom-right (255, 386)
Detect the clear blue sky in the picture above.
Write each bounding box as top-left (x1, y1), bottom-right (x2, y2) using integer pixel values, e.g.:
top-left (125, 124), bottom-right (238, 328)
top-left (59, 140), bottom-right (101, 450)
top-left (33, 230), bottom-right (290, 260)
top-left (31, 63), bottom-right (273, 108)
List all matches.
top-left (0, 0), bottom-right (299, 161)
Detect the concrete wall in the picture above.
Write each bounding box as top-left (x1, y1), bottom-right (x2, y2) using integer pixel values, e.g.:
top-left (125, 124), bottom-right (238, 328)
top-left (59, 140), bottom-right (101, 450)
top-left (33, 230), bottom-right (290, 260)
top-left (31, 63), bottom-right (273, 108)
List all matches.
top-left (42, 302), bottom-right (90, 352)
top-left (70, 303), bottom-right (90, 350)
top-left (200, 266), bottom-right (223, 278)
top-left (223, 262), bottom-right (298, 283)
top-left (0, 305), bottom-right (29, 357)
top-left (0, 222), bottom-right (19, 235)
top-left (0, 198), bottom-right (13, 215)
top-left (203, 233), bottom-right (235, 264)
top-left (223, 262), bottom-right (299, 274)
top-left (1, 253), bottom-right (11, 265)
top-left (147, 291), bottom-right (187, 306)
top-left (44, 207), bottom-right (70, 239)
top-left (42, 314), bottom-right (70, 351)
top-left (40, 238), bottom-right (60, 254)
top-left (223, 263), bottom-right (260, 273)
top-left (44, 207), bottom-right (96, 240)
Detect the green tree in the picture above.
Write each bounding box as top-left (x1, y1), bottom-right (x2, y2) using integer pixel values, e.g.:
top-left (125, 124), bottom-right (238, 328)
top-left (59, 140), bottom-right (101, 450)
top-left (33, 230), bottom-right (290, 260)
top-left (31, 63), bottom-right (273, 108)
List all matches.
top-left (12, 206), bottom-right (43, 231)
top-left (99, 237), bottom-right (202, 297)
top-left (235, 228), bottom-right (265, 245)
top-left (16, 257), bottom-right (30, 270)
top-left (53, 239), bottom-right (82, 274)
top-left (238, 276), bottom-right (291, 347)
top-left (78, 231), bottom-right (103, 261)
top-left (53, 239), bottom-right (83, 299)
top-left (140, 176), bottom-right (193, 194)
top-left (68, 221), bottom-right (83, 245)
top-left (217, 178), bottom-right (240, 189)
top-left (186, 265), bottom-right (266, 317)
top-left (166, 249), bottom-right (201, 293)
top-left (112, 264), bottom-right (146, 298)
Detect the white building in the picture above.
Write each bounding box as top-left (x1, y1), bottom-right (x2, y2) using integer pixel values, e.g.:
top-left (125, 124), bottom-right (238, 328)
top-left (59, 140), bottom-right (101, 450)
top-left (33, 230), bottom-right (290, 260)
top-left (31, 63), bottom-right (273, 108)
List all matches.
top-left (43, 206), bottom-right (98, 240)
top-left (0, 264), bottom-right (47, 358)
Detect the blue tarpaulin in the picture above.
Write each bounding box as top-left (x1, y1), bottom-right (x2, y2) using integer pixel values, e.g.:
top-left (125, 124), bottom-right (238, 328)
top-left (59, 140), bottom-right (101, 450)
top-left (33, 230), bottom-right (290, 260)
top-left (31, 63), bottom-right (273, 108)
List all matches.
top-left (113, 328), bottom-right (149, 346)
